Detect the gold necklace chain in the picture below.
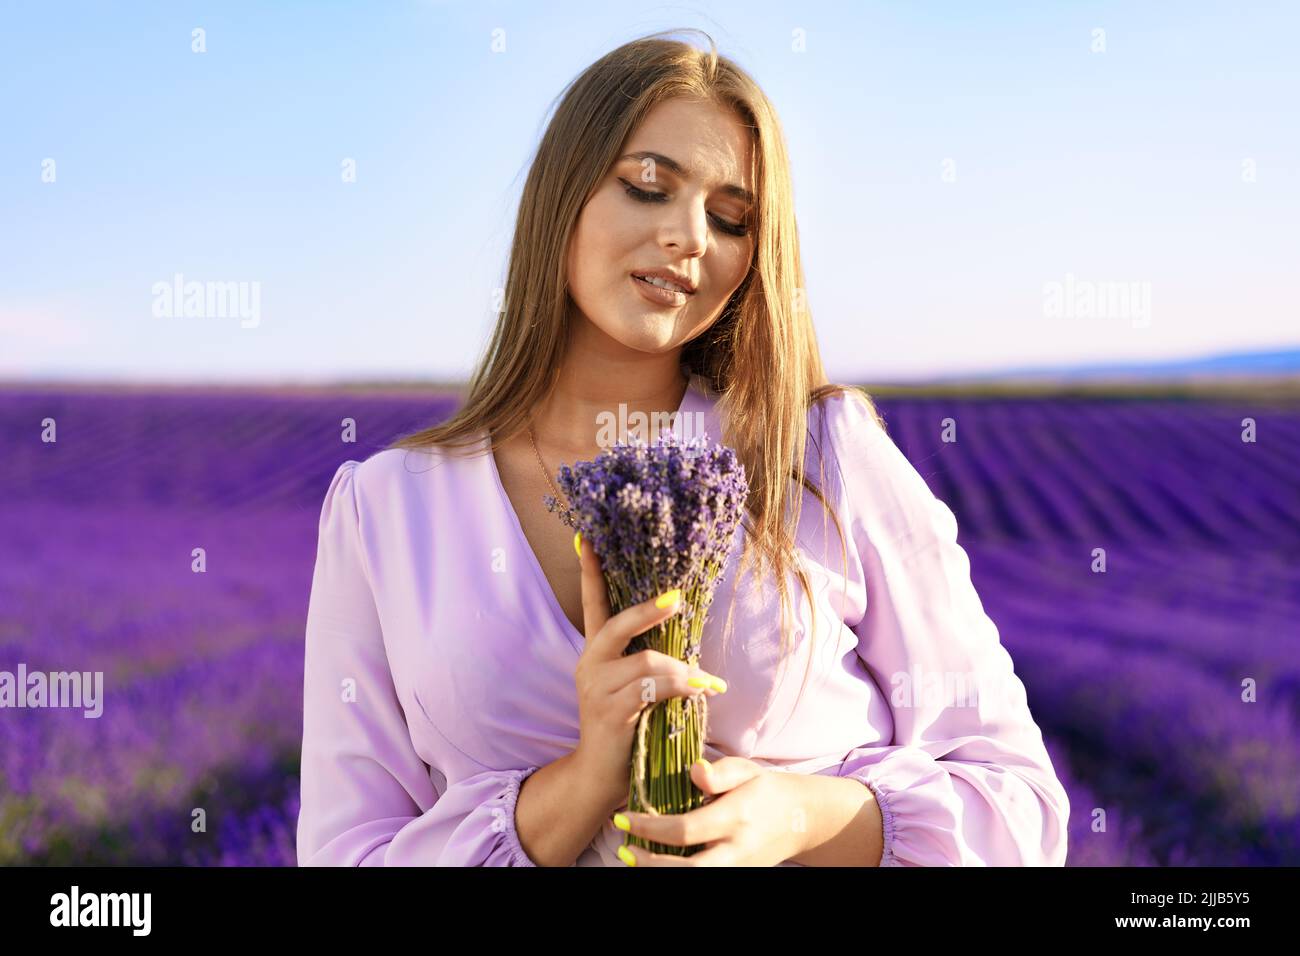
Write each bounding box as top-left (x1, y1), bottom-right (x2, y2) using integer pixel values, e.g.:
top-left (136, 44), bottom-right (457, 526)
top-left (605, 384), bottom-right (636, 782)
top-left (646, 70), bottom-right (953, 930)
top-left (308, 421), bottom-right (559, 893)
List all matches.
top-left (528, 423), bottom-right (575, 524)
top-left (526, 369), bottom-right (691, 524)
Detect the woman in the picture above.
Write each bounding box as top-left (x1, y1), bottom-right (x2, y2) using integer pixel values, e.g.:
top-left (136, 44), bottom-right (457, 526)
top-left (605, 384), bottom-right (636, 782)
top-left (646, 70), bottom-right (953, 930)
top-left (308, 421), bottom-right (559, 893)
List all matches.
top-left (296, 30), bottom-right (1069, 867)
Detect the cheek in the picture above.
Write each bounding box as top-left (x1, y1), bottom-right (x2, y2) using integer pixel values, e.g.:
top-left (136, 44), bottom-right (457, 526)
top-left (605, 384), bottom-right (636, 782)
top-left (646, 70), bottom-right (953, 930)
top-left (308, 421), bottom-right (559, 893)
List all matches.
top-left (588, 192), bottom-right (640, 248)
top-left (570, 195), bottom-right (637, 288)
top-left (708, 244), bottom-right (752, 302)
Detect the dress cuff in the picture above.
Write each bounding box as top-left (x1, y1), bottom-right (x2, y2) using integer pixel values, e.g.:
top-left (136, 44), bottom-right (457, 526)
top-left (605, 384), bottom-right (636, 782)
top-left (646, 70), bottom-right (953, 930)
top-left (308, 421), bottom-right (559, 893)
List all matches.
top-left (493, 767), bottom-right (542, 867)
top-left (838, 746), bottom-right (956, 867)
top-left (859, 777), bottom-right (900, 866)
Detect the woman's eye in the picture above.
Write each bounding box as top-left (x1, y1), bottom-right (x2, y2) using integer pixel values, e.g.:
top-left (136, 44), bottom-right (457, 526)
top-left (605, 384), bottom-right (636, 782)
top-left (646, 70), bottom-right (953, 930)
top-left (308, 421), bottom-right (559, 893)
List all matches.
top-left (619, 179), bottom-right (749, 237)
top-left (620, 179), bottom-right (666, 204)
top-left (713, 215), bottom-right (748, 237)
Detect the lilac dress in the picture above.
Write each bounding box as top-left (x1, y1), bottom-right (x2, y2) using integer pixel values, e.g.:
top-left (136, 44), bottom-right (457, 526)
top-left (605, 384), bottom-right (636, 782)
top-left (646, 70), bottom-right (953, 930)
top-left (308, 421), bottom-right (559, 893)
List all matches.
top-left (296, 372), bottom-right (1070, 866)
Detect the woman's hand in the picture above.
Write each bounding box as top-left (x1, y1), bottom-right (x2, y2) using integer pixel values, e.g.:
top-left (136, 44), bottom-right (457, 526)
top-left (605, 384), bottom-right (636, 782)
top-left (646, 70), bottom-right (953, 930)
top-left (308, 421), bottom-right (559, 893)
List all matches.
top-left (570, 531), bottom-right (728, 814)
top-left (612, 757), bottom-right (809, 866)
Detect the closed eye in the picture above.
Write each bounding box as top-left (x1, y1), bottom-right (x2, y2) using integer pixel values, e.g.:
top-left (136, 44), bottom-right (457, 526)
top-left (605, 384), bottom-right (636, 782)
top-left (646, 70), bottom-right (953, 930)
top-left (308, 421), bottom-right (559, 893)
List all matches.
top-left (619, 178), bottom-right (749, 237)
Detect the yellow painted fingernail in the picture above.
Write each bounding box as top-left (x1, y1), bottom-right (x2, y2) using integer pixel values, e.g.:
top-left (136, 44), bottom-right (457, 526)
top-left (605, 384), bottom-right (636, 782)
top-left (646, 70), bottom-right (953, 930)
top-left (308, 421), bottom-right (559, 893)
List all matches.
top-left (710, 677), bottom-right (728, 693)
top-left (612, 813), bottom-right (631, 832)
top-left (574, 531), bottom-right (582, 559)
top-left (617, 845), bottom-right (637, 867)
top-left (687, 676), bottom-right (711, 689)
top-left (654, 588), bottom-right (682, 609)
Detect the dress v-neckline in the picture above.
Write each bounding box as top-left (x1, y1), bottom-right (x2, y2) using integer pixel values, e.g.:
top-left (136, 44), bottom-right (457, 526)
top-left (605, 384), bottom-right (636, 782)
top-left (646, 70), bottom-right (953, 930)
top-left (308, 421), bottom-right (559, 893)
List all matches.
top-left (482, 373), bottom-right (708, 655)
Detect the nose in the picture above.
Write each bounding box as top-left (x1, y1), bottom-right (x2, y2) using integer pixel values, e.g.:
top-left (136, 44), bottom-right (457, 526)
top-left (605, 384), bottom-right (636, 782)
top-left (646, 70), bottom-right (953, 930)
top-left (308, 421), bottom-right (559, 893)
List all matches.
top-left (659, 195), bottom-right (709, 259)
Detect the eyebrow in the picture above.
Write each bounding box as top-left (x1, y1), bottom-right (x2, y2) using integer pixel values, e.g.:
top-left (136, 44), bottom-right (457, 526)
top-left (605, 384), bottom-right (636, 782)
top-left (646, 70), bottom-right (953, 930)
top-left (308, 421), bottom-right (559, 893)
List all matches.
top-left (619, 151), bottom-right (754, 205)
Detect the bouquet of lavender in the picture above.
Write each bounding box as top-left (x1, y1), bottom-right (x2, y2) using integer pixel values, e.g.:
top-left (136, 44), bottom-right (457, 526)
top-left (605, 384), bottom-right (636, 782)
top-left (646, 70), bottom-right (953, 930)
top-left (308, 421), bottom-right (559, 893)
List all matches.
top-left (543, 429), bottom-right (749, 857)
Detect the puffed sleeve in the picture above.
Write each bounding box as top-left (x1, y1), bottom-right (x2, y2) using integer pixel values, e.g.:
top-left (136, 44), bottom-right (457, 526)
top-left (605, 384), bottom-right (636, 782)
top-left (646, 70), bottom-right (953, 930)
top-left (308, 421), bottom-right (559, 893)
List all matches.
top-left (820, 391), bottom-right (1070, 866)
top-left (297, 460), bottom-right (542, 866)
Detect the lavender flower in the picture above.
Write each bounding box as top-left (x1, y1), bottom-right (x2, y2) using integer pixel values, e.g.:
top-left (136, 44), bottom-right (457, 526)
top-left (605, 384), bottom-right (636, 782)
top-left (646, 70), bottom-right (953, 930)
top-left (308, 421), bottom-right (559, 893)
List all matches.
top-left (543, 430), bottom-right (749, 854)
top-left (543, 431), bottom-right (748, 629)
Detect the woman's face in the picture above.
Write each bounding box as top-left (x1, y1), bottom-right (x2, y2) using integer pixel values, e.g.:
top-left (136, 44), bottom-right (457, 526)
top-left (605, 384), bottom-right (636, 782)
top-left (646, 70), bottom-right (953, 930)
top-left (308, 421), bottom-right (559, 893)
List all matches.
top-left (565, 97), bottom-right (756, 355)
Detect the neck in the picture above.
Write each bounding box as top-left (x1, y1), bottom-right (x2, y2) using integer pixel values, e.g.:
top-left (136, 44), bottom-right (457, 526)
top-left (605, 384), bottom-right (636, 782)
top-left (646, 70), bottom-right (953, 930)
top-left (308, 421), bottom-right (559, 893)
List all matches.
top-left (529, 333), bottom-right (690, 461)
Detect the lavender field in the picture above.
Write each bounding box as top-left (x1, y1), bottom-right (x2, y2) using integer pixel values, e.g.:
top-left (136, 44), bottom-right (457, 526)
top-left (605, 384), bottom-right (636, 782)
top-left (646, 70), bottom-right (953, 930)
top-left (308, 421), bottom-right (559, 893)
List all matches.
top-left (1, 385), bottom-right (1297, 865)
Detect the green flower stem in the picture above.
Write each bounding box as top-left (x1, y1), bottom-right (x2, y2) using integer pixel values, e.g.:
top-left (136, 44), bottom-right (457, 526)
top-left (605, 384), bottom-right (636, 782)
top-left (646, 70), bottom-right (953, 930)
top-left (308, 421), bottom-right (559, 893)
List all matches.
top-left (609, 560), bottom-right (724, 857)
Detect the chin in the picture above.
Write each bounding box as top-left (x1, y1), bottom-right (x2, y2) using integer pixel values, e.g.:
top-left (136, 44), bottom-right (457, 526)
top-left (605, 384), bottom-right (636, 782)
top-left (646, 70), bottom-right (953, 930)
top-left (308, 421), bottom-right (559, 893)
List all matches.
top-left (600, 314), bottom-right (682, 352)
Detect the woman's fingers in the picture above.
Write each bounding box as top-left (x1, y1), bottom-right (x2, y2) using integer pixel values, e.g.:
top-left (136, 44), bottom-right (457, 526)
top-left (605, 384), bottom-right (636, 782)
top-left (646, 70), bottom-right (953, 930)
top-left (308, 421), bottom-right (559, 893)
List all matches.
top-left (597, 649), bottom-right (726, 698)
top-left (607, 662), bottom-right (726, 714)
top-left (577, 531), bottom-right (612, 640)
top-left (576, 534), bottom-right (725, 701)
top-left (588, 588), bottom-right (684, 663)
top-left (579, 548), bottom-right (687, 663)
top-left (616, 795), bottom-right (733, 854)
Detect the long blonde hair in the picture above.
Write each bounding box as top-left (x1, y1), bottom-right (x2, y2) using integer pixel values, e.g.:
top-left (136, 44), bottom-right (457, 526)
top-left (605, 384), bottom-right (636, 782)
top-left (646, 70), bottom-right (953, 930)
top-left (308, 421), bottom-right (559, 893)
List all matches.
top-left (388, 28), bottom-right (887, 728)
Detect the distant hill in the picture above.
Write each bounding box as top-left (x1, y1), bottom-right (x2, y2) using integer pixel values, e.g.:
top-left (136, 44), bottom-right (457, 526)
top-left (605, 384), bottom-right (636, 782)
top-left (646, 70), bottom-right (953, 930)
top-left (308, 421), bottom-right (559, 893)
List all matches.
top-left (914, 345), bottom-right (1300, 385)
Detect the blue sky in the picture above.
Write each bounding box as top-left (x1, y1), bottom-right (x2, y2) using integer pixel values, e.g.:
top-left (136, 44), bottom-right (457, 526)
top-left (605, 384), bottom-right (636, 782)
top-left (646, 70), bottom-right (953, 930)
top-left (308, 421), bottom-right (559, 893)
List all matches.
top-left (2, 1), bottom-right (1296, 384)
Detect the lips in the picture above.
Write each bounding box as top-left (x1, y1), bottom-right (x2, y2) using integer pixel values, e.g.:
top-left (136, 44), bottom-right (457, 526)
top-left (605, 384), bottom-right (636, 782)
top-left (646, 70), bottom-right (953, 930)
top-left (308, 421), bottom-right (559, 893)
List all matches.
top-left (631, 271), bottom-right (695, 295)
top-left (630, 273), bottom-right (691, 308)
